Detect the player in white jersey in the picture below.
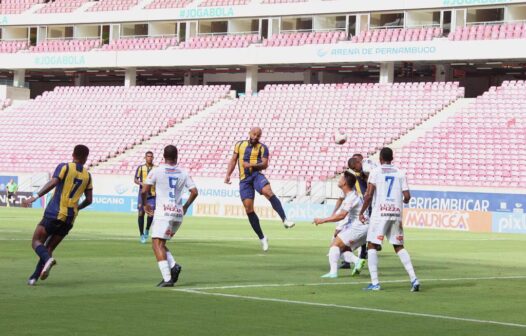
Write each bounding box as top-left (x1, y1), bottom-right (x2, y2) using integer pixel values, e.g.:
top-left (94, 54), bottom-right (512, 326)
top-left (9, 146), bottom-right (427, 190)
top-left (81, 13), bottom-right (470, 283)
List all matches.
top-left (359, 147), bottom-right (419, 292)
top-left (142, 145), bottom-right (198, 287)
top-left (314, 172), bottom-right (369, 278)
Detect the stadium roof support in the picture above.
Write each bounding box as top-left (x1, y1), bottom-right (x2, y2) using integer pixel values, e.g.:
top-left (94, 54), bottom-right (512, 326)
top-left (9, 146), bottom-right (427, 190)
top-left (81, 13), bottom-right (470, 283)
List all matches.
top-left (13, 69), bottom-right (25, 88)
top-left (125, 67), bottom-right (136, 87)
top-left (380, 62), bottom-right (394, 84)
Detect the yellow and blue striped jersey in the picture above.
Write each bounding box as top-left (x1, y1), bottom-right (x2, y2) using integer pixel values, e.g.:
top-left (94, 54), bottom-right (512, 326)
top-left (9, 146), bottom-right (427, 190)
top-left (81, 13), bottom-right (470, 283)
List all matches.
top-left (44, 162), bottom-right (93, 224)
top-left (350, 170), bottom-right (368, 197)
top-left (135, 164), bottom-right (156, 197)
top-left (234, 140), bottom-right (269, 181)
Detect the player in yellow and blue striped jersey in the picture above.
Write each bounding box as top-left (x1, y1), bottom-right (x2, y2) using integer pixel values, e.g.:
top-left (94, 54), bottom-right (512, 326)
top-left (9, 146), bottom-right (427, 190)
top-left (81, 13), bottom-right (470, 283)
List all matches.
top-left (22, 145), bottom-right (93, 286)
top-left (225, 127), bottom-right (295, 252)
top-left (135, 151), bottom-right (156, 243)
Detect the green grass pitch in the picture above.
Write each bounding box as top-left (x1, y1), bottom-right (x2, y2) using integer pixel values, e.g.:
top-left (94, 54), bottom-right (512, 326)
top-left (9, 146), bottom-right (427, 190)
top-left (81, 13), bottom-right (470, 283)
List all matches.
top-left (1, 207), bottom-right (526, 335)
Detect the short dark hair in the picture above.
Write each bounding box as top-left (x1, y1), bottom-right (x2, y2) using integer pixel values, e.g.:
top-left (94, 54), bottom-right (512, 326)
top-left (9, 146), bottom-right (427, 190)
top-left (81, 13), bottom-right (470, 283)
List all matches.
top-left (380, 147), bottom-right (394, 162)
top-left (145, 151), bottom-right (153, 156)
top-left (343, 171), bottom-right (357, 188)
top-left (352, 153), bottom-right (363, 159)
top-left (348, 157), bottom-right (359, 169)
top-left (73, 145), bottom-right (89, 161)
top-left (164, 145), bottom-right (178, 162)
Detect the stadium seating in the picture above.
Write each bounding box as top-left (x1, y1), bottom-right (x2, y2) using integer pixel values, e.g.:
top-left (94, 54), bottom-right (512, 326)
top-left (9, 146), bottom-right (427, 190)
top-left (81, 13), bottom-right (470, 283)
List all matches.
top-left (397, 80), bottom-right (526, 188)
top-left (261, 0), bottom-right (307, 3)
top-left (28, 39), bottom-right (102, 52)
top-left (0, 40), bottom-right (30, 53)
top-left (262, 31), bottom-right (347, 47)
top-left (198, 0), bottom-right (250, 6)
top-left (145, 0), bottom-right (193, 9)
top-left (352, 27), bottom-right (442, 43)
top-left (36, 0), bottom-right (89, 14)
top-left (101, 82), bottom-right (463, 180)
top-left (0, 85), bottom-right (231, 173)
top-left (87, 0), bottom-right (139, 12)
top-left (448, 23), bottom-right (526, 41)
top-left (101, 36), bottom-right (179, 51)
top-left (0, 0), bottom-right (44, 14)
top-left (178, 34), bottom-right (259, 49)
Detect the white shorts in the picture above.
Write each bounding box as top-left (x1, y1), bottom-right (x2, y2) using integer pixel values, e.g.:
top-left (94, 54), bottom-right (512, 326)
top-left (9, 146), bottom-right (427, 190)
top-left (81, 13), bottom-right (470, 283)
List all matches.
top-left (337, 224), bottom-right (368, 251)
top-left (367, 216), bottom-right (404, 245)
top-left (151, 217), bottom-right (183, 240)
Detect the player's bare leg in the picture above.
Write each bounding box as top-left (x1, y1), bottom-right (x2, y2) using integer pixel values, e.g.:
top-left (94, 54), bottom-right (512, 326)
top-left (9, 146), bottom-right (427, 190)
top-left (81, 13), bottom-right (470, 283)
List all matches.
top-left (261, 184), bottom-right (294, 229)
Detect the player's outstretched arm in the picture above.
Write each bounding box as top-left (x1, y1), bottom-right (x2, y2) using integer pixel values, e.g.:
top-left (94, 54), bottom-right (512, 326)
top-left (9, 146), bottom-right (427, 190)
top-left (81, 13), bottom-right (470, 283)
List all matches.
top-left (332, 197), bottom-right (344, 215)
top-left (22, 177), bottom-right (60, 207)
top-left (183, 187), bottom-right (198, 215)
top-left (78, 189), bottom-right (93, 210)
top-left (403, 190), bottom-right (411, 204)
top-left (359, 183), bottom-right (375, 222)
top-left (314, 210), bottom-right (348, 226)
top-left (141, 184), bottom-right (153, 216)
top-left (224, 153), bottom-right (238, 184)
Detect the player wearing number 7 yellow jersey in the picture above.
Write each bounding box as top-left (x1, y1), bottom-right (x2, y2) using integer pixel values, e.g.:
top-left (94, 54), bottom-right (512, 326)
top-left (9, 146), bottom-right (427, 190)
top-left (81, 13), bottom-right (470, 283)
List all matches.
top-left (22, 145), bottom-right (93, 286)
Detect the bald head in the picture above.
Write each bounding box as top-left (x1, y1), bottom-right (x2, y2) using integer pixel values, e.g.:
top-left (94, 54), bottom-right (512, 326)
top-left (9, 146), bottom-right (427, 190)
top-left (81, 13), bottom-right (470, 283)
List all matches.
top-left (249, 127), bottom-right (262, 145)
top-left (348, 157), bottom-right (362, 173)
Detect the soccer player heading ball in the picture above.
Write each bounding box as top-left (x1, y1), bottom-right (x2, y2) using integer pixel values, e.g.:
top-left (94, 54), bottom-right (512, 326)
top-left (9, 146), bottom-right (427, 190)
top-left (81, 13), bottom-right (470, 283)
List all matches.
top-left (225, 127), bottom-right (295, 252)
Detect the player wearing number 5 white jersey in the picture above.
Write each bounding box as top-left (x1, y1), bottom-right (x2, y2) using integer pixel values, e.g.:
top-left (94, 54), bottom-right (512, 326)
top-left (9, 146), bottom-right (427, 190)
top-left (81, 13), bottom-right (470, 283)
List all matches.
top-left (359, 147), bottom-right (420, 292)
top-left (142, 145), bottom-right (198, 288)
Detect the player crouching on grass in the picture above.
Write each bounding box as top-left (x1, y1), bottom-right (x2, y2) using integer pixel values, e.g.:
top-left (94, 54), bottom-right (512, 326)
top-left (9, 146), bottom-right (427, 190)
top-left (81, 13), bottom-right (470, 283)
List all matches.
top-left (142, 145), bottom-right (198, 287)
top-left (314, 171), bottom-right (368, 278)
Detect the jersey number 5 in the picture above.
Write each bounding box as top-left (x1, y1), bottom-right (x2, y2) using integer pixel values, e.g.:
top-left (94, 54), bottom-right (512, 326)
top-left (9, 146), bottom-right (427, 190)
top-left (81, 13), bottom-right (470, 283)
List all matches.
top-left (169, 177), bottom-right (179, 199)
top-left (385, 176), bottom-right (395, 198)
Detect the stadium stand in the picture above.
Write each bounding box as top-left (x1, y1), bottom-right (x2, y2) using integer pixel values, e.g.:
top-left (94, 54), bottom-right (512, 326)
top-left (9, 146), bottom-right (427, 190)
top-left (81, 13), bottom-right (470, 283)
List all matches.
top-left (87, 0), bottom-right (140, 12)
top-left (198, 0), bottom-right (250, 6)
top-left (352, 27), bottom-right (443, 43)
top-left (0, 85), bottom-right (231, 173)
top-left (36, 0), bottom-right (90, 14)
top-left (101, 82), bottom-right (463, 180)
top-left (144, 0), bottom-right (194, 9)
top-left (397, 80), bottom-right (526, 188)
top-left (261, 31), bottom-right (347, 47)
top-left (261, 0), bottom-right (308, 4)
top-left (178, 34), bottom-right (259, 49)
top-left (0, 40), bottom-right (30, 53)
top-left (448, 22), bottom-right (526, 41)
top-left (0, 0), bottom-right (44, 14)
top-left (101, 36), bottom-right (178, 51)
top-left (28, 39), bottom-right (102, 53)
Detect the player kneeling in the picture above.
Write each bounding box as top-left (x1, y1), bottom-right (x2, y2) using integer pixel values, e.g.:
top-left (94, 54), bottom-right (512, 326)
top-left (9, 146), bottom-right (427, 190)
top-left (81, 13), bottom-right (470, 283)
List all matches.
top-left (141, 145), bottom-right (198, 287)
top-left (314, 172), bottom-right (368, 278)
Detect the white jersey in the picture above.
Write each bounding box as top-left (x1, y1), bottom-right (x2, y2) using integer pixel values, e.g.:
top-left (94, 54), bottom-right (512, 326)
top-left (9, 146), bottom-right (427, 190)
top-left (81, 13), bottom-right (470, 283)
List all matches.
top-left (335, 190), bottom-right (364, 230)
top-left (362, 158), bottom-right (378, 174)
top-left (145, 164), bottom-right (196, 218)
top-left (368, 164), bottom-right (408, 221)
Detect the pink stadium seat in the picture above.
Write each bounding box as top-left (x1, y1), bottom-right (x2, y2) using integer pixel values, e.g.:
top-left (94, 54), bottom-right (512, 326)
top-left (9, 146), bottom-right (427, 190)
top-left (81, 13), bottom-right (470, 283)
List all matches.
top-left (28, 39), bottom-right (102, 53)
top-left (101, 36), bottom-right (178, 51)
top-left (36, 0), bottom-right (89, 14)
top-left (145, 0), bottom-right (193, 9)
top-left (87, 0), bottom-right (139, 12)
top-left (354, 27), bottom-right (442, 44)
top-left (0, 0), bottom-right (44, 14)
top-left (0, 40), bottom-right (30, 53)
top-left (199, 0), bottom-right (249, 6)
top-left (178, 34), bottom-right (258, 49)
top-left (0, 85), bottom-right (231, 173)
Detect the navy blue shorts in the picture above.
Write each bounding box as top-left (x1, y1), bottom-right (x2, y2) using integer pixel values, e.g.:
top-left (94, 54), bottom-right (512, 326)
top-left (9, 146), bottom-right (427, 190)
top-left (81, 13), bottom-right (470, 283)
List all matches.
top-left (239, 173), bottom-right (270, 200)
top-left (39, 217), bottom-right (73, 237)
top-left (138, 193), bottom-right (156, 212)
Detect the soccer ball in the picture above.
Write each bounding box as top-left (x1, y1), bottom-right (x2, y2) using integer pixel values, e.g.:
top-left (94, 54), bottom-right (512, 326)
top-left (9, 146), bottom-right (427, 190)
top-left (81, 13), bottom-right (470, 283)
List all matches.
top-left (334, 131), bottom-right (347, 145)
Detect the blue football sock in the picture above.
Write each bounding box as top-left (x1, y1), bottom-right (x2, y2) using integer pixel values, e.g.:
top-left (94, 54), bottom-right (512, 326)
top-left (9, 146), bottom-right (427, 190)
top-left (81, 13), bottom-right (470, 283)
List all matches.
top-left (247, 212), bottom-right (264, 239)
top-left (146, 216), bottom-right (153, 231)
top-left (138, 215), bottom-right (145, 236)
top-left (30, 259), bottom-right (45, 280)
top-left (269, 195), bottom-right (286, 221)
top-left (35, 245), bottom-right (50, 263)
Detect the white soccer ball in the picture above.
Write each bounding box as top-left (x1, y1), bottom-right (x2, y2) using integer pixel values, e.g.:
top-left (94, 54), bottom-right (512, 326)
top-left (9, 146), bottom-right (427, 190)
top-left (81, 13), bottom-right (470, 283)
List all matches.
top-left (334, 131), bottom-right (347, 145)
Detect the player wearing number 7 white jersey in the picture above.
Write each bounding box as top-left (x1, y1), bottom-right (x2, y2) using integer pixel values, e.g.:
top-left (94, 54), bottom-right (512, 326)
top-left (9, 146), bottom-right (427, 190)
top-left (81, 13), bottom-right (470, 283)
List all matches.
top-left (359, 147), bottom-right (420, 292)
top-left (141, 145), bottom-right (198, 288)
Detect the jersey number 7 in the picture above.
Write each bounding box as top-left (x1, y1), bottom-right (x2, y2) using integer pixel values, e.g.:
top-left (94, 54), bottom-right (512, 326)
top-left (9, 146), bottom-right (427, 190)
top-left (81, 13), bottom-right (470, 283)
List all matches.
top-left (385, 176), bottom-right (395, 198)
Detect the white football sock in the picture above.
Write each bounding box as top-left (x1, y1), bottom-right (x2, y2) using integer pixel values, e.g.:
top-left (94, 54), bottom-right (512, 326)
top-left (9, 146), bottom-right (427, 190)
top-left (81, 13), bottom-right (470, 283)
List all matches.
top-left (348, 251), bottom-right (360, 264)
top-left (328, 246), bottom-right (340, 275)
top-left (166, 251), bottom-right (176, 268)
top-left (368, 249), bottom-right (379, 285)
top-left (157, 260), bottom-right (172, 282)
top-left (397, 249), bottom-right (417, 282)
top-left (342, 251), bottom-right (353, 263)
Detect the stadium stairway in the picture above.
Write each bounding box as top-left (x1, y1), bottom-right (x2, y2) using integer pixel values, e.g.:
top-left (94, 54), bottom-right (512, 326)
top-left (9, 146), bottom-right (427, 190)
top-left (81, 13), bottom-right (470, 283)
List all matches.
top-left (91, 97), bottom-right (235, 174)
top-left (387, 98), bottom-right (475, 153)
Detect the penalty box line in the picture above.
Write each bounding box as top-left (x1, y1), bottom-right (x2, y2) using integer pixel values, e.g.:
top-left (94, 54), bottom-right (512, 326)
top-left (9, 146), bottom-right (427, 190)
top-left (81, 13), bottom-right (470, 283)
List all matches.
top-left (173, 277), bottom-right (526, 328)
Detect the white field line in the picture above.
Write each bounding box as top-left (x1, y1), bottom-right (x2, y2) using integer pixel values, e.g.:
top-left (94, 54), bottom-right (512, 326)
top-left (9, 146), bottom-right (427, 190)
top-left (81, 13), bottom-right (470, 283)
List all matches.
top-left (173, 288), bottom-right (526, 329)
top-left (175, 275), bottom-right (526, 291)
